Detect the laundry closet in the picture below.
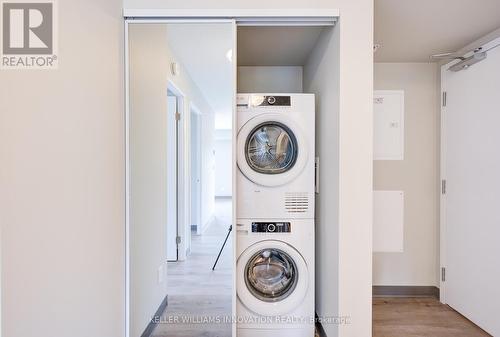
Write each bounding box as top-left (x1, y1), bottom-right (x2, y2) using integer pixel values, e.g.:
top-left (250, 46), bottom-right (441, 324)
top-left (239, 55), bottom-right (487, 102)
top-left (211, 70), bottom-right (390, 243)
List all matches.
top-left (125, 13), bottom-right (368, 337)
top-left (233, 24), bottom-right (339, 337)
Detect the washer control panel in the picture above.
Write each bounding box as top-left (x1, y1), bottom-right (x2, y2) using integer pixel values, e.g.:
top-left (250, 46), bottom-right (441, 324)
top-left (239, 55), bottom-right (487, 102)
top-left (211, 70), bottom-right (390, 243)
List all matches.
top-left (251, 222), bottom-right (291, 233)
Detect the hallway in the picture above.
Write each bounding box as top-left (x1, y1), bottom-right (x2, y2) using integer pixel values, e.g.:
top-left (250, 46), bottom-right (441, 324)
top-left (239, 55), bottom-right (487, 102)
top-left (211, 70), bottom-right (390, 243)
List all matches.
top-left (152, 198), bottom-right (233, 337)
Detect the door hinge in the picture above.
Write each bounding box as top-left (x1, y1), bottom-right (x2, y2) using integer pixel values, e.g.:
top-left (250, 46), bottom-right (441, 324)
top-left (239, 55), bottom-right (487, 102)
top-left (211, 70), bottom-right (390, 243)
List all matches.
top-left (441, 267), bottom-right (446, 282)
top-left (442, 91), bottom-right (447, 107)
top-left (176, 236), bottom-right (181, 244)
top-left (441, 179), bottom-right (447, 194)
top-left (175, 112), bottom-right (181, 121)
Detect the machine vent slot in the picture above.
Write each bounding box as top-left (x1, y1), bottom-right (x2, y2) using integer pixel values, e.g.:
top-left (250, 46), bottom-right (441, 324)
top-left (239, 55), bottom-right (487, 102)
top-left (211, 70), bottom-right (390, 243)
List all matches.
top-left (284, 193), bottom-right (309, 213)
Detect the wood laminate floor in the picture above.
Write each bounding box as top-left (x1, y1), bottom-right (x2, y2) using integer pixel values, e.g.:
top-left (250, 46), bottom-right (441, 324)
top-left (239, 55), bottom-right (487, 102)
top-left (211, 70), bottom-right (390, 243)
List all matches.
top-left (373, 297), bottom-right (491, 337)
top-left (152, 198), bottom-right (233, 337)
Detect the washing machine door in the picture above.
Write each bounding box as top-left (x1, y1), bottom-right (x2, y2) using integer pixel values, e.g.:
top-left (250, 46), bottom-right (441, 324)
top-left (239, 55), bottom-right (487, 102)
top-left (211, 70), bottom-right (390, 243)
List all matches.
top-left (237, 240), bottom-right (308, 316)
top-left (237, 113), bottom-right (308, 187)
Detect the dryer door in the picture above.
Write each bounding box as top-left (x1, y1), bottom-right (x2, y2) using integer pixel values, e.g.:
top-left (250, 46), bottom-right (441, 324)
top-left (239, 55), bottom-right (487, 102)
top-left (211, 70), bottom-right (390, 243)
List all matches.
top-left (237, 240), bottom-right (308, 316)
top-left (237, 113), bottom-right (308, 187)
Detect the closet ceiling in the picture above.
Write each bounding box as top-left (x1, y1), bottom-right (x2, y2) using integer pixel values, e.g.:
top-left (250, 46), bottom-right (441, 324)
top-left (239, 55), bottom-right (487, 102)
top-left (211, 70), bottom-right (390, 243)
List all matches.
top-left (237, 26), bottom-right (324, 66)
top-left (375, 0), bottom-right (500, 62)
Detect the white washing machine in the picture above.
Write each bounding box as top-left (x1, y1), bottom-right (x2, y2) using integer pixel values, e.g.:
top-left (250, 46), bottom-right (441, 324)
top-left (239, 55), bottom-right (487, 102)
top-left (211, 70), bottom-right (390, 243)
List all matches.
top-left (236, 94), bottom-right (315, 220)
top-left (236, 219), bottom-right (315, 337)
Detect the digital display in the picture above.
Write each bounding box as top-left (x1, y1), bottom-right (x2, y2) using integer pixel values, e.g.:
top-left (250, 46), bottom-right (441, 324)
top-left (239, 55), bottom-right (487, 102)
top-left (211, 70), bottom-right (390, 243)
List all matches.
top-left (251, 222), bottom-right (291, 233)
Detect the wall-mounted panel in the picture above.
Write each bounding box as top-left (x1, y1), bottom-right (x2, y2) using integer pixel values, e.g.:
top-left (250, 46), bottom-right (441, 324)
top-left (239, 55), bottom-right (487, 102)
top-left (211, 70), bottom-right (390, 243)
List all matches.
top-left (374, 90), bottom-right (404, 160)
top-left (373, 190), bottom-right (404, 252)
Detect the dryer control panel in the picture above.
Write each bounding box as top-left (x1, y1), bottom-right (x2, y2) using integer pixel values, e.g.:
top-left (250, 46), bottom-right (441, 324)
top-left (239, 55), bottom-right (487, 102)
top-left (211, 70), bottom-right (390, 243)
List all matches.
top-left (256, 95), bottom-right (291, 106)
top-left (237, 94), bottom-right (291, 107)
top-left (252, 222), bottom-right (291, 233)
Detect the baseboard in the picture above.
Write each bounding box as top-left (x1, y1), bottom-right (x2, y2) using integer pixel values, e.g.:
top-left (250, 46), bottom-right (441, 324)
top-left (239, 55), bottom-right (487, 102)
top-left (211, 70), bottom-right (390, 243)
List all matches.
top-left (315, 312), bottom-right (327, 337)
top-left (373, 286), bottom-right (439, 298)
top-left (140, 295), bottom-right (168, 337)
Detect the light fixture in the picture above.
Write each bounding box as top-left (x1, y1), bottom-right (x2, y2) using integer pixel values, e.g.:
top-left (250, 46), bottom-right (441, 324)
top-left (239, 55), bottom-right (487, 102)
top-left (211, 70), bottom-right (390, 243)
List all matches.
top-left (226, 49), bottom-right (233, 62)
top-left (170, 62), bottom-right (179, 76)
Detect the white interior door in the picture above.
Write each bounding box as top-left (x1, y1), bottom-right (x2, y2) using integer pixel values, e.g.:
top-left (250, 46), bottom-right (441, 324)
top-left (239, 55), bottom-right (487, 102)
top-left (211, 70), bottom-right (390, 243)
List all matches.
top-left (441, 38), bottom-right (500, 336)
top-left (167, 95), bottom-right (178, 261)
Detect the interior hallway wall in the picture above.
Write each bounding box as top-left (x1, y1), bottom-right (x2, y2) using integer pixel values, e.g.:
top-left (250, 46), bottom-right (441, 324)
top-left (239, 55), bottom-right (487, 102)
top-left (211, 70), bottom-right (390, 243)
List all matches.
top-left (215, 129), bottom-right (232, 197)
top-left (373, 62), bottom-right (440, 287)
top-left (0, 1), bottom-right (124, 337)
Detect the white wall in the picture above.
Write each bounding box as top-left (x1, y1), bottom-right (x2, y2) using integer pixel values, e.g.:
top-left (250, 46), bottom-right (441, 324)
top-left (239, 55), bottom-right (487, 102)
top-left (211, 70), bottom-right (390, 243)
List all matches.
top-left (0, 1), bottom-right (124, 337)
top-left (303, 25), bottom-right (340, 336)
top-left (128, 23), bottom-right (217, 335)
top-left (215, 129), bottom-right (233, 197)
top-left (129, 25), bottom-right (169, 337)
top-left (237, 66), bottom-right (303, 93)
top-left (373, 63), bottom-right (440, 287)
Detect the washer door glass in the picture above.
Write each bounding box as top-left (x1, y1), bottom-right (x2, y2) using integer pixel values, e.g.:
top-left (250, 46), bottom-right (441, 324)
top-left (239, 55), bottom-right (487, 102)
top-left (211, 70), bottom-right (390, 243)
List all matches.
top-left (245, 248), bottom-right (298, 302)
top-left (245, 122), bottom-right (298, 174)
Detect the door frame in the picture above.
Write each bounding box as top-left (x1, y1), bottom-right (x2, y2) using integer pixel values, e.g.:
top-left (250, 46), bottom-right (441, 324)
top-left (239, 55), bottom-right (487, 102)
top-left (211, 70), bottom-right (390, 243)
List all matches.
top-left (190, 103), bottom-right (203, 235)
top-left (439, 64), bottom-right (447, 303)
top-left (124, 12), bottom-right (340, 337)
top-left (166, 81), bottom-right (186, 262)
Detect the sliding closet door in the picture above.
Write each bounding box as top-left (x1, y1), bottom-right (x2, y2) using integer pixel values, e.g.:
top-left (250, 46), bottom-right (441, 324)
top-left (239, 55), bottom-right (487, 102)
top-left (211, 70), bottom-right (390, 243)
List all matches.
top-left (127, 21), bottom-right (236, 337)
top-left (441, 37), bottom-right (500, 336)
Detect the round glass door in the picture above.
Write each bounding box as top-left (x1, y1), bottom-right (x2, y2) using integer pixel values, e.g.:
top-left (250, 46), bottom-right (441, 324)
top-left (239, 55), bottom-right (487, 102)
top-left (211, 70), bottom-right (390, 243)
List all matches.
top-left (245, 122), bottom-right (298, 174)
top-left (244, 248), bottom-right (298, 302)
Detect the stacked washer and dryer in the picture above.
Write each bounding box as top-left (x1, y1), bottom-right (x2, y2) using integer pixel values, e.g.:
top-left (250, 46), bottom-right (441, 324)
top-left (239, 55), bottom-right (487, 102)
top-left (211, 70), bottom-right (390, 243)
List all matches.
top-left (236, 93), bottom-right (315, 337)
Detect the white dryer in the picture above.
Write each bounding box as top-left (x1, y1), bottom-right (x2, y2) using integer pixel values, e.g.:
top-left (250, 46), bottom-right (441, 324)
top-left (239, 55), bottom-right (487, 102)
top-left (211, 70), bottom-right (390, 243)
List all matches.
top-left (236, 94), bottom-right (315, 219)
top-left (236, 219), bottom-right (315, 337)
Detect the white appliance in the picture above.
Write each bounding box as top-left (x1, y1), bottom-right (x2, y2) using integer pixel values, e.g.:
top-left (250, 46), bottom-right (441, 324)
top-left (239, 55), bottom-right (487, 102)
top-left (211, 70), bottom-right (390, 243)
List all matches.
top-left (236, 219), bottom-right (315, 337)
top-left (236, 94), bottom-right (315, 219)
